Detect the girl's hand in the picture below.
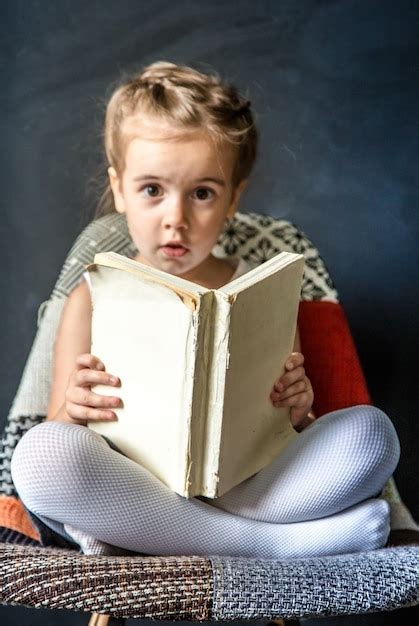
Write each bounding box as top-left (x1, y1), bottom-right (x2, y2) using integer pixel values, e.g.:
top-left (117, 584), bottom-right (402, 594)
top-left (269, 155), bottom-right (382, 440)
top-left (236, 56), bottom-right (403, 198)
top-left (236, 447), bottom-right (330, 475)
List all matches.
top-left (270, 352), bottom-right (315, 432)
top-left (65, 354), bottom-right (121, 424)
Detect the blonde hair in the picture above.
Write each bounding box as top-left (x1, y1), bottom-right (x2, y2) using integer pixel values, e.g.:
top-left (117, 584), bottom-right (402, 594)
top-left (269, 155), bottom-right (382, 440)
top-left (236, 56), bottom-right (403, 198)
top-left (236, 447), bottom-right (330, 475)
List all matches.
top-left (95, 61), bottom-right (258, 215)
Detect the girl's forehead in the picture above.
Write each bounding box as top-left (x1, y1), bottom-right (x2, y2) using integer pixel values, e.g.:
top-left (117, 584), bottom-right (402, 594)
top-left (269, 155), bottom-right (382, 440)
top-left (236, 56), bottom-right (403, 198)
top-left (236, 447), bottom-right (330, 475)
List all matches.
top-left (123, 121), bottom-right (235, 172)
top-left (124, 114), bottom-right (205, 143)
top-left (120, 115), bottom-right (237, 181)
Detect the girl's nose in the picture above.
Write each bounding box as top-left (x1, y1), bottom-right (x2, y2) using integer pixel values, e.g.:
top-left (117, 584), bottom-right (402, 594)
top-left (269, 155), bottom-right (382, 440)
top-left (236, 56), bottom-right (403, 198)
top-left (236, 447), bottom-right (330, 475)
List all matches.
top-left (163, 196), bottom-right (189, 229)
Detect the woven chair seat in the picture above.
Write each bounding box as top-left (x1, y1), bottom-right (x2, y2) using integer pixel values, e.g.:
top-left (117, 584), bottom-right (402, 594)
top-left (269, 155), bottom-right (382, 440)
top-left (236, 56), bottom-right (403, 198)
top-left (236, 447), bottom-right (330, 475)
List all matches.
top-left (0, 211), bottom-right (418, 620)
top-left (1, 543), bottom-right (418, 620)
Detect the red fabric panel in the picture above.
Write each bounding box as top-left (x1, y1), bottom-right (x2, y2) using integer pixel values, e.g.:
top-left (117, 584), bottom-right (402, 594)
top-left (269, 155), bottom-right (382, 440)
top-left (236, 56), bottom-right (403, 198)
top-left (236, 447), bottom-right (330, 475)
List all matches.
top-left (298, 301), bottom-right (371, 417)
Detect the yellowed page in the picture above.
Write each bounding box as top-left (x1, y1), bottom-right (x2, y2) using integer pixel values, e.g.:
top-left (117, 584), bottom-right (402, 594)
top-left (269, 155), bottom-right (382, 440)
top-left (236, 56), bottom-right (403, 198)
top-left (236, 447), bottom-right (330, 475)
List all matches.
top-left (87, 266), bottom-right (198, 496)
top-left (215, 259), bottom-right (304, 496)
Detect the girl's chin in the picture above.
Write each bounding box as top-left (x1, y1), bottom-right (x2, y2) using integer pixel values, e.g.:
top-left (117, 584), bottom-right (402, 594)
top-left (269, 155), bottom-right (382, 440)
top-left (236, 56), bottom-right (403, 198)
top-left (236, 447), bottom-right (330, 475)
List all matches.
top-left (157, 251), bottom-right (194, 274)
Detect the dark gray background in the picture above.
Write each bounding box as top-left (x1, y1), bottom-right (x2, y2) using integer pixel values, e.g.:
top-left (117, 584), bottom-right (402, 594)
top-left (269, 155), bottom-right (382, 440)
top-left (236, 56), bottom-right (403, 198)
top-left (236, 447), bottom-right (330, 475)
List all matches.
top-left (1, 1), bottom-right (418, 624)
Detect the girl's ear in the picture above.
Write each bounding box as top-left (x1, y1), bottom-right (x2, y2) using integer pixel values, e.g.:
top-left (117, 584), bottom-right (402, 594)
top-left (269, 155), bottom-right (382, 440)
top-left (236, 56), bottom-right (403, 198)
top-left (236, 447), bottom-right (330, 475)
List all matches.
top-left (226, 179), bottom-right (248, 219)
top-left (108, 166), bottom-right (126, 214)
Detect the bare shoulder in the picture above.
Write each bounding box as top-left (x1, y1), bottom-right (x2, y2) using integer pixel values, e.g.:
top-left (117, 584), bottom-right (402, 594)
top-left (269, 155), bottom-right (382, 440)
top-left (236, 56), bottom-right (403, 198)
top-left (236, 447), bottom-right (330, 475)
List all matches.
top-left (67, 277), bottom-right (91, 308)
top-left (61, 280), bottom-right (92, 326)
top-left (59, 279), bottom-right (92, 346)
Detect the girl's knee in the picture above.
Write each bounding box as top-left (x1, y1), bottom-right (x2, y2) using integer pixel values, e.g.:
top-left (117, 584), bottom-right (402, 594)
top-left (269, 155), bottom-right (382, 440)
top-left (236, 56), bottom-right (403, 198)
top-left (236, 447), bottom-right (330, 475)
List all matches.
top-left (334, 405), bottom-right (400, 475)
top-left (318, 405), bottom-right (400, 476)
top-left (12, 422), bottom-right (57, 479)
top-left (12, 421), bottom-right (84, 464)
top-left (11, 421), bottom-right (105, 504)
top-left (355, 405), bottom-right (400, 463)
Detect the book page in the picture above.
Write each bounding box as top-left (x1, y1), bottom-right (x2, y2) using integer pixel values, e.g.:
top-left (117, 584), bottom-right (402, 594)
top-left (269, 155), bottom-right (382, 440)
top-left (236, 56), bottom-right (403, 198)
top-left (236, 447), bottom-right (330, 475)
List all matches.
top-left (91, 251), bottom-right (208, 311)
top-left (215, 259), bottom-right (304, 496)
top-left (88, 266), bottom-right (198, 495)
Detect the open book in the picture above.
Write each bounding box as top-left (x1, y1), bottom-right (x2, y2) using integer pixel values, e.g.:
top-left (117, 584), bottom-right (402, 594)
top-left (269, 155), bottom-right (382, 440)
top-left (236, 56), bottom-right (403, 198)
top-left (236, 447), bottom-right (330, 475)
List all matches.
top-left (87, 251), bottom-right (305, 498)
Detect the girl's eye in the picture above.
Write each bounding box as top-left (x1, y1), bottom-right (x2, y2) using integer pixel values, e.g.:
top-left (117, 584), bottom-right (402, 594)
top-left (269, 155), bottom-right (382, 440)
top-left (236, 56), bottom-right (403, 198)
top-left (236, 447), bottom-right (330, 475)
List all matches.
top-left (194, 188), bottom-right (214, 201)
top-left (142, 184), bottom-right (161, 198)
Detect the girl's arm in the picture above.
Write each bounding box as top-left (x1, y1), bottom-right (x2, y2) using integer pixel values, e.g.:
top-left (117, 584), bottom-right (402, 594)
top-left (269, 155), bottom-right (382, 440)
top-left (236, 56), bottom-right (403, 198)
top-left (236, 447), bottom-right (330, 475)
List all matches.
top-left (47, 279), bottom-right (122, 425)
top-left (46, 280), bottom-right (92, 425)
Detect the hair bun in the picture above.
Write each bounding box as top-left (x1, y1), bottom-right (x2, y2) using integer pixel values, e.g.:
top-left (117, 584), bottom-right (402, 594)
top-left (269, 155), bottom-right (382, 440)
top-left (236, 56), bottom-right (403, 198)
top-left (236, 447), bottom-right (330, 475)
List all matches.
top-left (142, 73), bottom-right (170, 89)
top-left (141, 79), bottom-right (159, 88)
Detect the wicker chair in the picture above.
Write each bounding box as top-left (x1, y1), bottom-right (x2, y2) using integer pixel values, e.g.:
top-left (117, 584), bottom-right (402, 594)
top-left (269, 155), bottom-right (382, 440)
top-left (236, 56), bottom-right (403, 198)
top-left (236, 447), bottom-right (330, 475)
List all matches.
top-left (0, 211), bottom-right (418, 624)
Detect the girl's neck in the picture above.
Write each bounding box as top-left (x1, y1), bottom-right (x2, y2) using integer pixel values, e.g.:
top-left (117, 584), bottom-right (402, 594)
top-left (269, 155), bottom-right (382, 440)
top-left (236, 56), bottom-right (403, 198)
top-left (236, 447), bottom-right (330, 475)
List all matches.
top-left (188, 256), bottom-right (236, 289)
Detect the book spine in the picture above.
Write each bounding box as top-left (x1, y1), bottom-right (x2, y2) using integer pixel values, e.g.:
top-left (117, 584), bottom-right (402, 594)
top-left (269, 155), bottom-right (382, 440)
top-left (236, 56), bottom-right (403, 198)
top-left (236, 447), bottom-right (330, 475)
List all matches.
top-left (199, 292), bottom-right (232, 498)
top-left (186, 291), bottom-right (215, 496)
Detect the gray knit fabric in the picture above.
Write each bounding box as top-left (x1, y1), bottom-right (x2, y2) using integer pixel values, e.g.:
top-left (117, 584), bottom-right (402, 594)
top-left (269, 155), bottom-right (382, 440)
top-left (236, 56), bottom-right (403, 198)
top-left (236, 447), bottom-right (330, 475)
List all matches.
top-left (210, 547), bottom-right (419, 619)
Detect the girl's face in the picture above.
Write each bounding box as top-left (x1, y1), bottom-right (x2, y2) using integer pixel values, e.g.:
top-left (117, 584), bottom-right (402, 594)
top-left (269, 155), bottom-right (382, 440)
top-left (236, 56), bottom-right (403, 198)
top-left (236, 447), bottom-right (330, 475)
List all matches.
top-left (108, 117), bottom-right (247, 285)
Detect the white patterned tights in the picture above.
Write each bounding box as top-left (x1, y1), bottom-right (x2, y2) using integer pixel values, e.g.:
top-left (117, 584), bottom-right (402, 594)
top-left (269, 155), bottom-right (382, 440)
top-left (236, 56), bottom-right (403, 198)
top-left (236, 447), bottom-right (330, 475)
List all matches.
top-left (11, 405), bottom-right (400, 559)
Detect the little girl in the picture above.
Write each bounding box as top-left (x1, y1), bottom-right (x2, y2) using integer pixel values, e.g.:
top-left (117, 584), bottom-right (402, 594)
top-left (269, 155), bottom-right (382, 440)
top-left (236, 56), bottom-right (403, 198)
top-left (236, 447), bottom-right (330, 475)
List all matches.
top-left (11, 61), bottom-right (400, 559)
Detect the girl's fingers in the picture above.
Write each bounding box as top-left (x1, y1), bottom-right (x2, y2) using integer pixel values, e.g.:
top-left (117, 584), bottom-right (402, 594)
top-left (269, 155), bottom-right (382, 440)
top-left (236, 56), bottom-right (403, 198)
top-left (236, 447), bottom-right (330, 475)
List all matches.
top-left (66, 356), bottom-right (121, 422)
top-left (68, 386), bottom-right (121, 409)
top-left (273, 366), bottom-right (306, 392)
top-left (66, 402), bottom-right (118, 422)
top-left (272, 379), bottom-right (308, 402)
top-left (273, 355), bottom-right (304, 389)
top-left (272, 390), bottom-right (312, 409)
top-left (75, 354), bottom-right (105, 371)
top-left (284, 352), bottom-right (304, 370)
top-left (74, 368), bottom-right (120, 387)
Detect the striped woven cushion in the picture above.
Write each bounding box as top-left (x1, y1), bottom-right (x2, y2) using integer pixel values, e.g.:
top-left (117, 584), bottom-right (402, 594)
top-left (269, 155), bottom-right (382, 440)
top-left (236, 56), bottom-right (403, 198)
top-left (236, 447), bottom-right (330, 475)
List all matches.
top-left (0, 543), bottom-right (417, 619)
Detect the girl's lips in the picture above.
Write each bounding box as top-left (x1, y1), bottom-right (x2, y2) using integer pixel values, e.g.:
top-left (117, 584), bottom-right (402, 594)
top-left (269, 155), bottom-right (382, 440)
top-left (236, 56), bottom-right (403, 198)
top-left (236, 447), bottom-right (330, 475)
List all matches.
top-left (161, 245), bottom-right (189, 258)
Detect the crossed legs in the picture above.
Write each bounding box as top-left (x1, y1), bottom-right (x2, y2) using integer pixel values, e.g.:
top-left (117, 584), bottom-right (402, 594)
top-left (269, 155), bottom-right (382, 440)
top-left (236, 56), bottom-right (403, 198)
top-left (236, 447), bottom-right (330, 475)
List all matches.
top-left (11, 405), bottom-right (399, 559)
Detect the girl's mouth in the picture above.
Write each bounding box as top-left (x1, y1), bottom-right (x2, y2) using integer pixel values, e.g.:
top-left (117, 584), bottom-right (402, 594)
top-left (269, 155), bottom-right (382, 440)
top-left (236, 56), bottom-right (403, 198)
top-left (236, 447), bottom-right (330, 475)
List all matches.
top-left (160, 244), bottom-right (189, 258)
